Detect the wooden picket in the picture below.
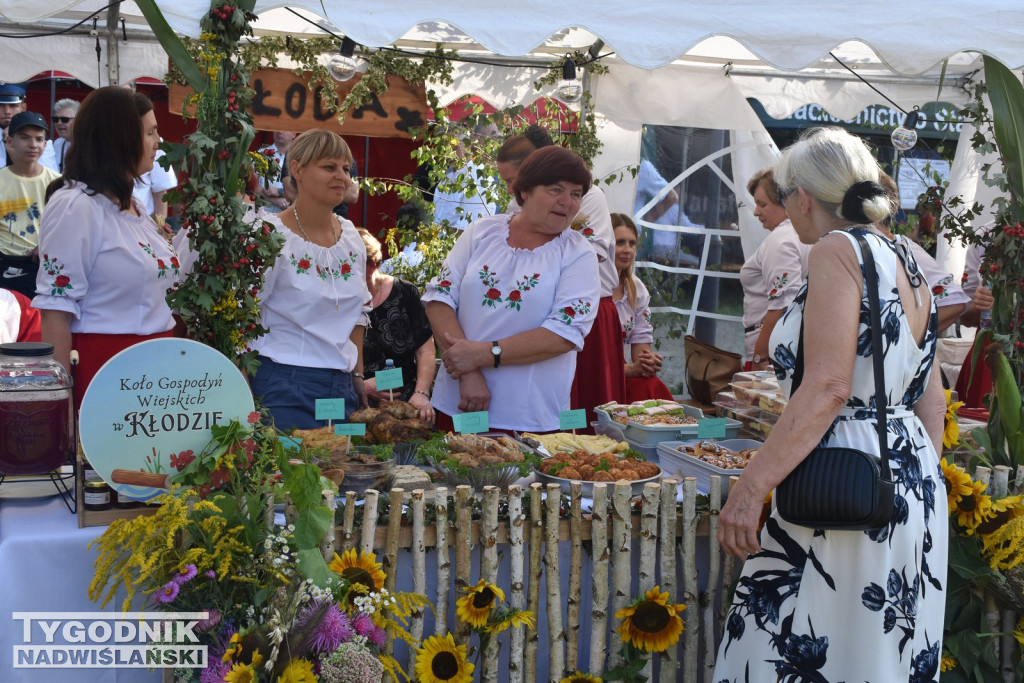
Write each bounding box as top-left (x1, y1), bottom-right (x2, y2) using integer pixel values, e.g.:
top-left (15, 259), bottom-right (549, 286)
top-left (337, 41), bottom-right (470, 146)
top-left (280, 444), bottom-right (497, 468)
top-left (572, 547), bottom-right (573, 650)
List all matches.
top-left (298, 461), bottom-right (1022, 683)
top-left (333, 476), bottom-right (739, 683)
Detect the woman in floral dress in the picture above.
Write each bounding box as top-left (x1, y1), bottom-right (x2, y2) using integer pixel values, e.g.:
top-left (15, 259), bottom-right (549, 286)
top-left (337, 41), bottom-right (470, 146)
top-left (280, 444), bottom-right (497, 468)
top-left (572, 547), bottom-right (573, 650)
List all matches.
top-left (714, 127), bottom-right (948, 682)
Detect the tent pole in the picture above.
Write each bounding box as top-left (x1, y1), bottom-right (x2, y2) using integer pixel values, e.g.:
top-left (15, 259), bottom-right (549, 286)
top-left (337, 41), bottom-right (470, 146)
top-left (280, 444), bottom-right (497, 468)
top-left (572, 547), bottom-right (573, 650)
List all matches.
top-left (105, 5), bottom-right (122, 86)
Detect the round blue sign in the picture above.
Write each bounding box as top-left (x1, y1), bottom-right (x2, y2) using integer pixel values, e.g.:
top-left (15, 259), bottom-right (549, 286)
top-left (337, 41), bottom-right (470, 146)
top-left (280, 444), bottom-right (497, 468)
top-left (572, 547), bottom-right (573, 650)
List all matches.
top-left (78, 338), bottom-right (255, 501)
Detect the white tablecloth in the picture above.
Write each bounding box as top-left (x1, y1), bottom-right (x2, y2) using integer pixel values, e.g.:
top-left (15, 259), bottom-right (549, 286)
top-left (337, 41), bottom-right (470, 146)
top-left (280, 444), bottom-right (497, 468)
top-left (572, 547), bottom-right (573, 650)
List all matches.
top-left (0, 491), bottom-right (161, 682)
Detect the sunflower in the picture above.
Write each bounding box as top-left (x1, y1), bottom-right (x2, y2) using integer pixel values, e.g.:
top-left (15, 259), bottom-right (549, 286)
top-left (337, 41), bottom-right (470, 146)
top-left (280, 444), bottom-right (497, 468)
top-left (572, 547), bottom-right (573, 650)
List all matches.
top-left (277, 658), bottom-right (317, 683)
top-left (940, 656), bottom-right (958, 672)
top-left (224, 662), bottom-right (257, 683)
top-left (978, 496), bottom-right (1024, 570)
top-left (456, 579), bottom-right (505, 628)
top-left (942, 388), bottom-right (964, 449)
top-left (415, 633), bottom-right (474, 683)
top-left (941, 458), bottom-right (973, 511)
top-left (328, 548), bottom-right (386, 593)
top-left (222, 632), bottom-right (242, 663)
top-left (561, 673), bottom-right (602, 683)
top-left (955, 479), bottom-right (995, 534)
top-left (486, 608), bottom-right (536, 634)
top-left (615, 586), bottom-right (686, 653)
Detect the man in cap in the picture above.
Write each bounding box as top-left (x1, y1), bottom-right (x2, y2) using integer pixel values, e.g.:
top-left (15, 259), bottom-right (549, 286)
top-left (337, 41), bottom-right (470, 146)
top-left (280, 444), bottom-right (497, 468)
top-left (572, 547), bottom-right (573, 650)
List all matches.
top-left (0, 111), bottom-right (61, 298)
top-left (0, 83), bottom-right (59, 171)
top-left (0, 83), bottom-right (27, 168)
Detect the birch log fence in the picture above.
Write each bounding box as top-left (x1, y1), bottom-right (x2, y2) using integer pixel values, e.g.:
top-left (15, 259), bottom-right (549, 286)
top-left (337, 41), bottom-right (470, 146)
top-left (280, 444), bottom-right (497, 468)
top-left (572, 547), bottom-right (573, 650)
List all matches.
top-left (274, 462), bottom-right (1024, 682)
top-left (303, 475), bottom-right (743, 682)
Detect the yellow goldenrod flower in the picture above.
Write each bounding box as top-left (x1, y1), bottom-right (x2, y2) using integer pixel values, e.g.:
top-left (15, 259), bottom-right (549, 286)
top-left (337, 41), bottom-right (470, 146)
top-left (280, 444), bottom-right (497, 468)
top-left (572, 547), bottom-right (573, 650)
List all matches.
top-left (940, 656), bottom-right (957, 672)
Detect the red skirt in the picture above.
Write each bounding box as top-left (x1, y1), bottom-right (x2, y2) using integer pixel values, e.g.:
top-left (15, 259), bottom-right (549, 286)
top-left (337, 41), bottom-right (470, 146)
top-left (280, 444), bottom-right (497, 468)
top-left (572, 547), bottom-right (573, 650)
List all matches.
top-left (72, 330), bottom-right (176, 410)
top-left (625, 375), bottom-right (674, 403)
top-left (570, 297), bottom-right (627, 429)
top-left (954, 333), bottom-right (993, 409)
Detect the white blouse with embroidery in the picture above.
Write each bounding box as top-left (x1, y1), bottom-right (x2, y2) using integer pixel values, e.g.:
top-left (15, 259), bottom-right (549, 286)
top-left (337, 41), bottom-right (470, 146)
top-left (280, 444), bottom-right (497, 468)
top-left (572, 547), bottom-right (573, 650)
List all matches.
top-left (250, 215), bottom-right (371, 372)
top-left (507, 184), bottom-right (616, 298)
top-left (422, 214), bottom-right (600, 431)
top-left (33, 182), bottom-right (178, 334)
top-left (739, 219), bottom-right (810, 358)
top-left (614, 275), bottom-right (654, 345)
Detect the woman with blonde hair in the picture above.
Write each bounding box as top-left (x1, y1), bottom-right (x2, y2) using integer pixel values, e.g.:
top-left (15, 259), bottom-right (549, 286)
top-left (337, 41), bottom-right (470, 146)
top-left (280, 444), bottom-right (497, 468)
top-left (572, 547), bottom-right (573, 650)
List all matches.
top-left (610, 213), bottom-right (672, 402)
top-left (248, 129), bottom-right (371, 430)
top-left (714, 127), bottom-right (946, 681)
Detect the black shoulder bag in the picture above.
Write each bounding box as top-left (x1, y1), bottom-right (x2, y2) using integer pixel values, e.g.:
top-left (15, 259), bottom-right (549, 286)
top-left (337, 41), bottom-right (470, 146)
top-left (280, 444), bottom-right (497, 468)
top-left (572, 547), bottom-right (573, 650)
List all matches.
top-left (775, 231), bottom-right (895, 530)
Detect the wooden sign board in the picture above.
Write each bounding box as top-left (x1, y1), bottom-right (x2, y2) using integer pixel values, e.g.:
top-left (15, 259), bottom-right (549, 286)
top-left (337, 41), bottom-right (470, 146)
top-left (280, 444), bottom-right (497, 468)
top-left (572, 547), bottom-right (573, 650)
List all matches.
top-left (168, 68), bottom-right (427, 139)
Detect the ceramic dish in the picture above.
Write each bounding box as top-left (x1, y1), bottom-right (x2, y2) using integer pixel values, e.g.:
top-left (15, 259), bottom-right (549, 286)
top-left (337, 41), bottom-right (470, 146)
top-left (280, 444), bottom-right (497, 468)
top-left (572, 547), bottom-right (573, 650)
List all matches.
top-left (532, 464), bottom-right (663, 498)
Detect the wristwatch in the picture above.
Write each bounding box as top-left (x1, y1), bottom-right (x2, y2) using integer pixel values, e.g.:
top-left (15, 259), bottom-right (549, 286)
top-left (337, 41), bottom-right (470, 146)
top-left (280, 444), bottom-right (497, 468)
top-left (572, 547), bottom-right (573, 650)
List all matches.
top-left (751, 354), bottom-right (765, 365)
top-left (491, 340), bottom-right (502, 368)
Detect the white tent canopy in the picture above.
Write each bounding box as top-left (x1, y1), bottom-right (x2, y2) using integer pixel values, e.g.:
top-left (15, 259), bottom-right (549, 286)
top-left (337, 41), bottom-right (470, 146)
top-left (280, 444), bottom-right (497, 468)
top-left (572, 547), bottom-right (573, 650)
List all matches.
top-left (6, 0), bottom-right (1024, 73)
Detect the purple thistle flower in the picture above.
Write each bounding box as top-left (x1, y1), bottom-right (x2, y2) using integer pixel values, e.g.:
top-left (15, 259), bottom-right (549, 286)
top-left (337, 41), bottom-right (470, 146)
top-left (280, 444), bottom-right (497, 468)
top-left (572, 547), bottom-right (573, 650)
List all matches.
top-left (205, 570), bottom-right (217, 579)
top-left (155, 581), bottom-right (180, 604)
top-left (351, 613), bottom-right (375, 638)
top-left (174, 564), bottom-right (198, 584)
top-left (199, 658), bottom-right (228, 683)
top-left (367, 625), bottom-right (386, 649)
top-left (197, 609), bottom-right (222, 634)
top-left (308, 603), bottom-right (354, 653)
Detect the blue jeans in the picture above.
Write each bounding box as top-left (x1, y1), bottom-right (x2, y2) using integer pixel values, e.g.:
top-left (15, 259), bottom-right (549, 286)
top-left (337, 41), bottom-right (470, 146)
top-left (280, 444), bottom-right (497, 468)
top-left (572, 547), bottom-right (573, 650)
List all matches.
top-left (249, 355), bottom-right (358, 431)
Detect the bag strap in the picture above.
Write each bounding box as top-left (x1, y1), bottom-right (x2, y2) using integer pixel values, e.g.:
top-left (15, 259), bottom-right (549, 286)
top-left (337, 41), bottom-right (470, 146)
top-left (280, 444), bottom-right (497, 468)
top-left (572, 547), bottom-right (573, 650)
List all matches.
top-left (792, 229), bottom-right (891, 482)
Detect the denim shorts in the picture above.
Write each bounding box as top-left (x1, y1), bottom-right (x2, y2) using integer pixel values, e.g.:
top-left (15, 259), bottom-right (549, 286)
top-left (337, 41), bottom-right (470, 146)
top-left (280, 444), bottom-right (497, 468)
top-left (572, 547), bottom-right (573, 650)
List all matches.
top-left (249, 355), bottom-right (358, 431)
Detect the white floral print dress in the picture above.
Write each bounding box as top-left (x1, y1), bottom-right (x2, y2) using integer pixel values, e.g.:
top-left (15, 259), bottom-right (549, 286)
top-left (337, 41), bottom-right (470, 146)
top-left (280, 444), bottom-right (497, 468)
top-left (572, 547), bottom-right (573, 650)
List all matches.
top-left (714, 228), bottom-right (947, 683)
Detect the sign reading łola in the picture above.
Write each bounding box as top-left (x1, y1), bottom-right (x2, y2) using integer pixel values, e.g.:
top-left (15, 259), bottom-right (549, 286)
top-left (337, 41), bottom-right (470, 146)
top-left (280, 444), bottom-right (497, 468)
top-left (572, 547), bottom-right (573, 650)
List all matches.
top-left (168, 68), bottom-right (428, 139)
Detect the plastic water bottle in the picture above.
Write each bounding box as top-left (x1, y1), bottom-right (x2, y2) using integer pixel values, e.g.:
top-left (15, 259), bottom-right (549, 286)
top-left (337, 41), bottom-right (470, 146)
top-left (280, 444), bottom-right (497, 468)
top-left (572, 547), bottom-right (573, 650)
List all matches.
top-left (384, 359), bottom-right (396, 399)
top-left (979, 309), bottom-right (991, 330)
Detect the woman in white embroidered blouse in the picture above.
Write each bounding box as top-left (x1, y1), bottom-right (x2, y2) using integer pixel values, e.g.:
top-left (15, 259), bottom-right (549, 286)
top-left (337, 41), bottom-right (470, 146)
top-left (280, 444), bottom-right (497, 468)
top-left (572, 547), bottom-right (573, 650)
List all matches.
top-left (422, 146), bottom-right (600, 432)
top-left (248, 130), bottom-right (371, 431)
top-left (36, 86), bottom-right (178, 410)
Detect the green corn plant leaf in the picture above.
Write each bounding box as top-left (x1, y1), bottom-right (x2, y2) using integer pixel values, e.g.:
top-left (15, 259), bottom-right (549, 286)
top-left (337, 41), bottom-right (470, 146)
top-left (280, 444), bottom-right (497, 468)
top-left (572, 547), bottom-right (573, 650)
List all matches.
top-left (983, 55), bottom-right (1024, 203)
top-left (991, 347), bottom-right (1024, 465)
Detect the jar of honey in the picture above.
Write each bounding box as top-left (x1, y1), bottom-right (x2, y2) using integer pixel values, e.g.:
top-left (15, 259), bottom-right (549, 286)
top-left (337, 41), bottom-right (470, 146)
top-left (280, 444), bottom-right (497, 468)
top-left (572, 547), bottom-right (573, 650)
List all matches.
top-left (83, 480), bottom-right (112, 511)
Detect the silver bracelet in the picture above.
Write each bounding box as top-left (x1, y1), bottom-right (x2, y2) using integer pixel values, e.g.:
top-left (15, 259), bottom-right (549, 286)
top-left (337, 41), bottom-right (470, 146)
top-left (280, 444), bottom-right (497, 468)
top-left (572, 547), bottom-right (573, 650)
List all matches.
top-left (352, 372), bottom-right (365, 379)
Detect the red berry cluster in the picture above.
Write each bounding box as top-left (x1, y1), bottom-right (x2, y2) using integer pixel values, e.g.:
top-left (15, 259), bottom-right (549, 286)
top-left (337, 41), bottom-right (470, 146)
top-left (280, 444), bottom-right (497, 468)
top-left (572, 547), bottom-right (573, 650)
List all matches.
top-left (1001, 223), bottom-right (1024, 237)
top-left (212, 4), bottom-right (236, 21)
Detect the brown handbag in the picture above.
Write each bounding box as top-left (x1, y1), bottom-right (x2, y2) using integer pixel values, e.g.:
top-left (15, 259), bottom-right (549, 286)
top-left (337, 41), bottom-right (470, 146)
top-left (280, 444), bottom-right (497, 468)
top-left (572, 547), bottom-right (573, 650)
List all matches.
top-left (683, 335), bottom-right (742, 404)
